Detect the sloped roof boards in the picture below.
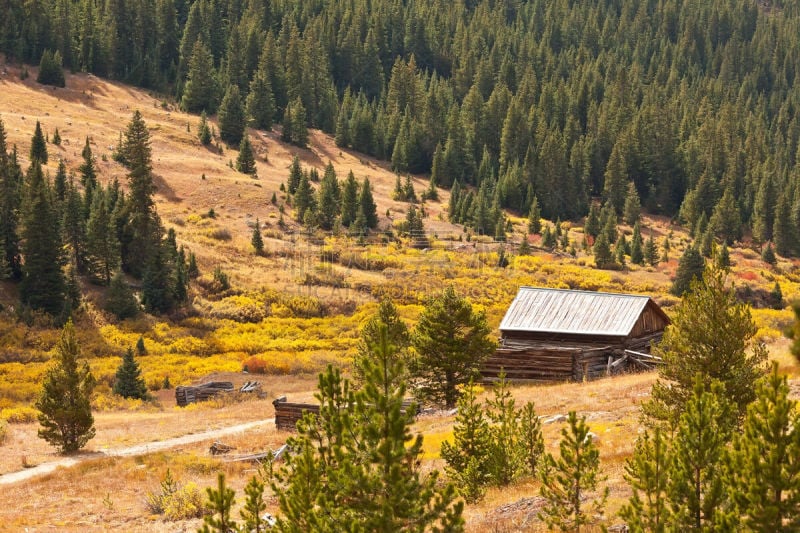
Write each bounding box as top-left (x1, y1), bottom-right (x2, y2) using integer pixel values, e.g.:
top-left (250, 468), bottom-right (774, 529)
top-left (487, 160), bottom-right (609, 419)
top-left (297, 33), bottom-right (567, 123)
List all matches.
top-left (499, 287), bottom-right (669, 338)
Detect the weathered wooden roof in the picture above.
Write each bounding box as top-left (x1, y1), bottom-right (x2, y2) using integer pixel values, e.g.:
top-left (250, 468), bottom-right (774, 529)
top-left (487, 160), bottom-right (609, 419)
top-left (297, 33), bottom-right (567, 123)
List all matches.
top-left (499, 287), bottom-right (666, 337)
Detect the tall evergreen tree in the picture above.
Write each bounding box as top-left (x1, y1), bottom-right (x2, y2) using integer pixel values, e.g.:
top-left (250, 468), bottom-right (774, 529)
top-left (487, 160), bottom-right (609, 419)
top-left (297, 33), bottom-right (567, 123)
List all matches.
top-left (62, 180), bottom-right (87, 273)
top-left (292, 172), bottom-right (315, 223)
top-left (198, 111), bottom-right (212, 145)
top-left (120, 111), bottom-right (160, 279)
top-left (30, 120), bottom-right (48, 164)
top-left (410, 286), bottom-right (495, 408)
top-left (251, 218), bottom-right (263, 255)
top-left (340, 170), bottom-right (359, 228)
top-left (440, 380), bottom-right (492, 502)
top-left (646, 265), bottom-right (768, 429)
top-left (630, 222), bottom-right (644, 265)
top-left (217, 85), bottom-right (246, 146)
top-left (624, 182), bottom-right (642, 225)
top-left (538, 411), bottom-right (608, 532)
top-left (273, 329), bottom-right (464, 531)
top-left (181, 40), bottom-right (218, 113)
top-left (36, 320), bottom-right (96, 453)
top-left (316, 163), bottom-right (341, 230)
top-left (104, 271), bottom-right (139, 319)
top-left (245, 65), bottom-right (275, 131)
top-left (0, 120), bottom-right (23, 280)
top-left (20, 161), bottom-right (65, 316)
top-left (670, 246), bottom-right (705, 296)
top-left (113, 347), bottom-right (148, 399)
top-left (235, 135), bottom-right (256, 175)
top-left (286, 155), bottom-right (302, 194)
top-left (357, 177), bottom-right (378, 230)
top-left (619, 428), bottom-right (670, 533)
top-left (722, 363), bottom-right (800, 531)
top-left (85, 190), bottom-right (120, 285)
top-left (527, 196), bottom-right (541, 235)
top-left (666, 378), bottom-right (731, 530)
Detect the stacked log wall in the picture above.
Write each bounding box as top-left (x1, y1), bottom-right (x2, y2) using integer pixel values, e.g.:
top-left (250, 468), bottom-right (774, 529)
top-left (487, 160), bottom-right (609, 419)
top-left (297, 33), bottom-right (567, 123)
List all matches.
top-left (482, 332), bottom-right (664, 382)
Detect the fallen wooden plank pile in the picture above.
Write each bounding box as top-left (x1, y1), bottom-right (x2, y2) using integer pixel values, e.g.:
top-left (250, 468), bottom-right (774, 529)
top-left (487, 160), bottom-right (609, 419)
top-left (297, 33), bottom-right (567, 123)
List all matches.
top-left (176, 382), bottom-right (235, 406)
top-left (176, 381), bottom-right (263, 407)
top-left (273, 396), bottom-right (419, 431)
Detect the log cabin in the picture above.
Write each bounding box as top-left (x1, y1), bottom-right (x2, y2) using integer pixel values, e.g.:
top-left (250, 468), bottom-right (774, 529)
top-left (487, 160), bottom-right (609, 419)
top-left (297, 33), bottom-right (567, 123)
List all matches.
top-left (481, 287), bottom-right (670, 382)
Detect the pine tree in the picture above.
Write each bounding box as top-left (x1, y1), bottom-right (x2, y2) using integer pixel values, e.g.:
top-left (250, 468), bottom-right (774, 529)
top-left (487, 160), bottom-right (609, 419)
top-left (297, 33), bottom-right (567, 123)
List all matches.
top-left (722, 363), bottom-right (800, 531)
top-left (358, 178), bottom-right (378, 230)
top-left (619, 428), bottom-right (670, 532)
top-left (251, 218), bottom-right (263, 255)
top-left (245, 65), bottom-right (275, 131)
top-left (54, 159), bottom-right (67, 202)
top-left (198, 111), bottom-right (212, 145)
top-left (20, 161), bottom-right (65, 316)
top-left (239, 476), bottom-right (267, 533)
top-left (181, 40), bottom-right (218, 114)
top-left (603, 144), bottom-right (627, 214)
top-left (762, 242), bottom-right (777, 266)
top-left (286, 156), bottom-right (302, 194)
top-left (62, 180), bottom-right (87, 273)
top-left (486, 375), bottom-right (527, 486)
top-left (200, 473), bottom-right (238, 533)
top-left (340, 171), bottom-right (359, 227)
top-left (666, 378), bottom-right (731, 530)
top-left (316, 164), bottom-right (341, 230)
top-left (273, 328), bottom-right (464, 531)
top-left (716, 242), bottom-right (731, 269)
top-left (36, 320), bottom-right (96, 453)
top-left (113, 347), bottom-right (148, 399)
top-left (235, 135), bottom-right (256, 175)
top-left (353, 299), bottom-right (410, 385)
top-left (120, 111), bottom-right (160, 279)
top-left (79, 137), bottom-right (98, 212)
top-left (440, 380), bottom-right (492, 502)
top-left (52, 128), bottom-right (61, 145)
top-left (218, 85), bottom-right (245, 146)
top-left (644, 232), bottom-right (658, 266)
top-left (410, 286), bottom-right (496, 408)
top-left (104, 271), bottom-right (139, 319)
top-left (86, 189), bottom-right (119, 285)
top-left (646, 264), bottom-right (768, 429)
top-left (709, 187), bottom-right (742, 245)
top-left (771, 281), bottom-right (784, 310)
top-left (527, 196), bottom-right (541, 235)
top-left (538, 411), bottom-right (608, 532)
top-left (670, 246), bottom-right (705, 296)
top-left (141, 242), bottom-right (174, 314)
top-left (0, 119), bottom-right (22, 280)
top-left (630, 222), bottom-right (644, 265)
top-left (584, 203), bottom-right (601, 240)
top-left (30, 120), bottom-right (48, 164)
top-left (37, 49), bottom-right (66, 87)
top-left (282, 97), bottom-right (308, 148)
top-left (593, 232), bottom-right (614, 269)
top-left (772, 194), bottom-right (798, 257)
top-left (292, 172), bottom-right (315, 222)
top-left (624, 182), bottom-right (641, 225)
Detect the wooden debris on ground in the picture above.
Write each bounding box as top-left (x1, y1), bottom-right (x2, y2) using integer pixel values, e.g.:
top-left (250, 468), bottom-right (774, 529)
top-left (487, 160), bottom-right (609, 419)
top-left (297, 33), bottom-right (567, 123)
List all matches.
top-left (175, 380), bottom-right (264, 407)
top-left (209, 441), bottom-right (236, 455)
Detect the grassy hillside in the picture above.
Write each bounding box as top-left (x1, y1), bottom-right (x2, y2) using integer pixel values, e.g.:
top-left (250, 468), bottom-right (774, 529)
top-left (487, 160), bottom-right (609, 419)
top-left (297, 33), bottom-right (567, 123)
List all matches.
top-left (2, 64), bottom-right (800, 531)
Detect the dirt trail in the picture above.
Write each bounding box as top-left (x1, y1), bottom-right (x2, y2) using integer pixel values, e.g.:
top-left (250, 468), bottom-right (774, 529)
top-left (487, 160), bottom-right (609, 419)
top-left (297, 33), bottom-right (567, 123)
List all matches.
top-left (0, 418), bottom-right (274, 486)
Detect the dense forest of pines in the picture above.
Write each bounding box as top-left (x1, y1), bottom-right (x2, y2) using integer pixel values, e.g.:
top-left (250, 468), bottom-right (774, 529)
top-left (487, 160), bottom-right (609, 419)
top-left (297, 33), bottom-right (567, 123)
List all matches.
top-left (5, 0), bottom-right (800, 254)
top-left (0, 115), bottom-right (192, 321)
